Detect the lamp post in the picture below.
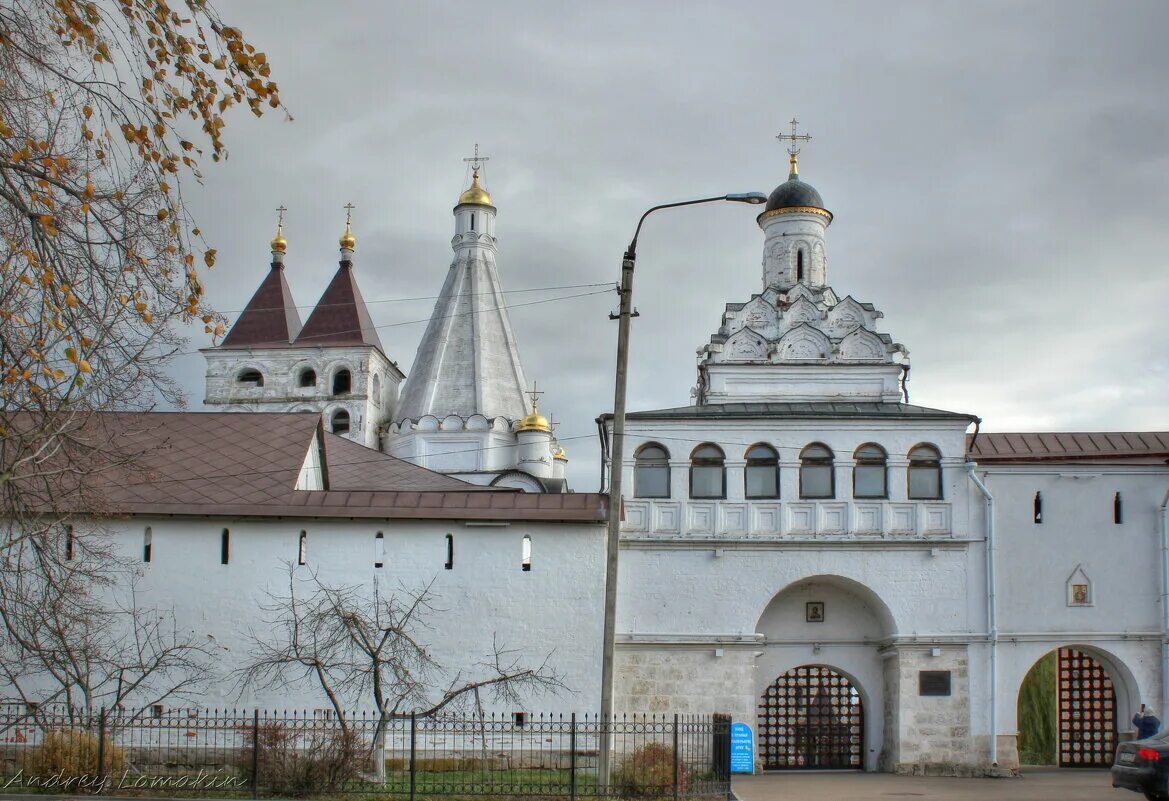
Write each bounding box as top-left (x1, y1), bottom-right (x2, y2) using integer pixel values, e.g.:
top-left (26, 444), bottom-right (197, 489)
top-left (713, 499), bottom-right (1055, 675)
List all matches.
top-left (598, 192), bottom-right (767, 784)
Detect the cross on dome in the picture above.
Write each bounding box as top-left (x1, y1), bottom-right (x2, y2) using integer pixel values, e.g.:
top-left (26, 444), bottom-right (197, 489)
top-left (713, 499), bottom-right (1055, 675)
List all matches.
top-left (463, 143), bottom-right (490, 176)
top-left (340, 202), bottom-right (356, 250)
top-left (271, 204), bottom-right (289, 254)
top-left (525, 381), bottom-right (544, 414)
top-left (776, 117), bottom-right (813, 178)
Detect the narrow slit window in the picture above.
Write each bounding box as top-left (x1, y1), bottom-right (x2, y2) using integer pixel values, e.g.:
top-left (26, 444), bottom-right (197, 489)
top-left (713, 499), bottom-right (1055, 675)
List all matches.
top-left (65, 525), bottom-right (74, 561)
top-left (220, 529), bottom-right (230, 565)
top-left (444, 533), bottom-right (453, 570)
top-left (1114, 492), bottom-right (1123, 525)
top-left (470, 213), bottom-right (476, 231)
top-left (521, 535), bottom-right (532, 572)
top-left (143, 526), bottom-right (152, 563)
top-left (375, 532), bottom-right (385, 568)
top-left (1033, 492), bottom-right (1043, 524)
top-left (797, 250), bottom-right (805, 282)
top-left (298, 530), bottom-right (307, 565)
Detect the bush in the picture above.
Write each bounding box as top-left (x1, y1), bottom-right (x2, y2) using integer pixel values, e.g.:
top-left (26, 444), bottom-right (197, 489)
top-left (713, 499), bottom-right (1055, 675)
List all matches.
top-left (25, 728), bottom-right (127, 775)
top-left (611, 742), bottom-right (685, 799)
top-left (238, 722), bottom-right (364, 798)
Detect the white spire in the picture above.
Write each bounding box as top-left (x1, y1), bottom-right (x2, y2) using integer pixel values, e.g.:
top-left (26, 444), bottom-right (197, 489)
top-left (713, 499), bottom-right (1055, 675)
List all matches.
top-left (394, 169), bottom-right (529, 422)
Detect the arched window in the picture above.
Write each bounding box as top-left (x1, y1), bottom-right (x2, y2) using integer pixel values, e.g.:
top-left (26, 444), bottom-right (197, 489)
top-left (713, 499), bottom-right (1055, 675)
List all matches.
top-left (143, 526), bottom-right (153, 563)
top-left (853, 444), bottom-right (888, 499)
top-left (799, 443), bottom-right (834, 499)
top-left (633, 444), bottom-right (670, 499)
top-left (297, 368), bottom-right (317, 388)
top-left (796, 250), bottom-right (805, 282)
top-left (907, 444), bottom-right (943, 500)
top-left (444, 533), bottom-right (454, 570)
top-left (220, 528), bottom-right (230, 565)
top-left (1114, 492), bottom-right (1123, 525)
top-left (374, 532), bottom-right (384, 568)
top-left (521, 535), bottom-right (532, 572)
top-left (237, 369), bottom-right (263, 387)
top-left (371, 374), bottom-right (382, 406)
top-left (745, 444), bottom-right (779, 499)
top-left (331, 409), bottom-right (350, 435)
top-left (690, 444), bottom-right (726, 499)
top-left (332, 369), bottom-right (351, 395)
top-left (297, 531), bottom-right (307, 565)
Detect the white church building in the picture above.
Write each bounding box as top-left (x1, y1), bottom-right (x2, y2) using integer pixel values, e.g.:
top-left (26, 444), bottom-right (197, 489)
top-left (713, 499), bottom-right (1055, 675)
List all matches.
top-left (15, 149), bottom-right (1168, 777)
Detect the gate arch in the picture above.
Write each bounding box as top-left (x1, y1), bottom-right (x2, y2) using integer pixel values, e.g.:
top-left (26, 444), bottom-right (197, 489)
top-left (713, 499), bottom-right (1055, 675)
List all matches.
top-left (758, 664), bottom-right (864, 770)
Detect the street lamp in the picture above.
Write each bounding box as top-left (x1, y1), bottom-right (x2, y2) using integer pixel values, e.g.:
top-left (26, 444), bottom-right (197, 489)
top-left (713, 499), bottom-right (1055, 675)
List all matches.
top-left (597, 191), bottom-right (767, 783)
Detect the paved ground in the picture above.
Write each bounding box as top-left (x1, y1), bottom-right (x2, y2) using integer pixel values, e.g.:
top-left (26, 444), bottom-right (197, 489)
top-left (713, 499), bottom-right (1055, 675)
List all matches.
top-left (734, 767), bottom-right (1130, 801)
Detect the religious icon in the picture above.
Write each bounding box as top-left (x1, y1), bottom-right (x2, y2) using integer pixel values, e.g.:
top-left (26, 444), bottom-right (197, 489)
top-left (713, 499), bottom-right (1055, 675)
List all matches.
top-left (806, 601), bottom-right (825, 623)
top-left (1072, 584), bottom-right (1089, 604)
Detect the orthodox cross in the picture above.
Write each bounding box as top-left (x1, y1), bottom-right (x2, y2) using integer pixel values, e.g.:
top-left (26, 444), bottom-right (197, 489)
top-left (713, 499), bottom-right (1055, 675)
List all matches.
top-left (464, 143), bottom-right (490, 175)
top-left (525, 382), bottom-right (544, 414)
top-left (343, 202), bottom-right (355, 227)
top-left (776, 117), bottom-right (812, 156)
top-left (275, 204), bottom-right (287, 229)
top-left (776, 118), bottom-right (812, 177)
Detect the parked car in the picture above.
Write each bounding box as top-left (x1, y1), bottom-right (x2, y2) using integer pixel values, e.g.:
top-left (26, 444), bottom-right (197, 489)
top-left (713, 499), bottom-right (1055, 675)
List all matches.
top-left (1114, 733), bottom-right (1169, 800)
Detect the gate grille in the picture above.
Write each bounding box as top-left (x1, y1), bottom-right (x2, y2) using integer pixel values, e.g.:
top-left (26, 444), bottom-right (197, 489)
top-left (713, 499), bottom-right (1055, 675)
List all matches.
top-left (1058, 647), bottom-right (1116, 767)
top-left (758, 665), bottom-right (863, 770)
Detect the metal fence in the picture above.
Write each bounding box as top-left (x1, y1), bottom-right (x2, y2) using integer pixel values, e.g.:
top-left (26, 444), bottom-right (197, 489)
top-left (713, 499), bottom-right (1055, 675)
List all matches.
top-left (0, 703), bottom-right (731, 798)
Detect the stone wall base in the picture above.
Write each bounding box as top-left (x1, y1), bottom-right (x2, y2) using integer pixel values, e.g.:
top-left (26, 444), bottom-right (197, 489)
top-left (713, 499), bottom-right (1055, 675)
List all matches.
top-left (894, 761), bottom-right (1019, 778)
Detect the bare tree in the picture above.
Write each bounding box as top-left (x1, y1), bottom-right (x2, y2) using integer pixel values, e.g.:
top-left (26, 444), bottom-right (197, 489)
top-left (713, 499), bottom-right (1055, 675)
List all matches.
top-left (0, 0), bottom-right (282, 708)
top-left (238, 566), bottom-right (566, 769)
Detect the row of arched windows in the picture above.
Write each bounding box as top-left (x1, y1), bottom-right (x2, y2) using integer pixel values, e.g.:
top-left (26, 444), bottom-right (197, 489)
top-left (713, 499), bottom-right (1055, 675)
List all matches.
top-left (634, 443), bottom-right (944, 501)
top-left (236, 366), bottom-right (359, 397)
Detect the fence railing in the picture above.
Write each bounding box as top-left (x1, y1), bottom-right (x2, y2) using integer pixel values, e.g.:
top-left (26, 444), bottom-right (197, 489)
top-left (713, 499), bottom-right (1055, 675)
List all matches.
top-left (0, 703), bottom-right (731, 798)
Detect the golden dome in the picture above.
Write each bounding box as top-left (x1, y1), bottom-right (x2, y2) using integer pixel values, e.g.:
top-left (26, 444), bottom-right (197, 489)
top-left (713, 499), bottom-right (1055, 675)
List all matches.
top-left (457, 170), bottom-right (494, 207)
top-left (553, 446), bottom-right (568, 462)
top-left (517, 410), bottom-right (551, 433)
top-left (270, 226), bottom-right (287, 254)
top-left (339, 203), bottom-right (356, 250)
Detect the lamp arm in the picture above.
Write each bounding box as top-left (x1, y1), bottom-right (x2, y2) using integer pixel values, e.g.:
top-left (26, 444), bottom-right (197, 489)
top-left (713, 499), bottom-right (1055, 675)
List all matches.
top-left (626, 195), bottom-right (734, 259)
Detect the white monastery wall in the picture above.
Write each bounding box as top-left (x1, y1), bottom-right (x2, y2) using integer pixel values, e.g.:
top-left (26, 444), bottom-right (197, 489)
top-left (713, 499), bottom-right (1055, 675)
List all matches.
top-left (81, 515), bottom-right (605, 715)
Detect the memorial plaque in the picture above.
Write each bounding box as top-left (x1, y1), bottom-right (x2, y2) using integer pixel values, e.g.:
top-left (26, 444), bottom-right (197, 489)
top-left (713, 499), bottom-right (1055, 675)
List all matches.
top-left (919, 670), bottom-right (952, 697)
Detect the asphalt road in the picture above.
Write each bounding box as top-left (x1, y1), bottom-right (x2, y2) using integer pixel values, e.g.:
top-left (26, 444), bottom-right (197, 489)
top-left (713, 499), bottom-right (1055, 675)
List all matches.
top-left (734, 768), bottom-right (1126, 801)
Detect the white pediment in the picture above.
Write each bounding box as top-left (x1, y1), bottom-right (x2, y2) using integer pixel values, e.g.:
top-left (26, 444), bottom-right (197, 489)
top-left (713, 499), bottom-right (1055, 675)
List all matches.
top-left (737, 298), bottom-right (779, 339)
top-left (837, 326), bottom-right (891, 363)
top-left (780, 296), bottom-right (826, 333)
top-left (723, 326), bottom-right (770, 362)
top-left (774, 323), bottom-right (832, 362)
top-left (826, 296), bottom-right (875, 336)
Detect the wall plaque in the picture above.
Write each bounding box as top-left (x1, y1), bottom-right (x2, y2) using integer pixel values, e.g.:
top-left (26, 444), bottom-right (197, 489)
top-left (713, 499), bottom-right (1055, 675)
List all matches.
top-left (919, 670), bottom-right (952, 697)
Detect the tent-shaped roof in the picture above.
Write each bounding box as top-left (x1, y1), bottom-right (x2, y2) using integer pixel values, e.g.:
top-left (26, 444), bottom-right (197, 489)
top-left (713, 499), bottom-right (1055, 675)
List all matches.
top-left (220, 264), bottom-right (302, 348)
top-left (294, 262), bottom-right (383, 351)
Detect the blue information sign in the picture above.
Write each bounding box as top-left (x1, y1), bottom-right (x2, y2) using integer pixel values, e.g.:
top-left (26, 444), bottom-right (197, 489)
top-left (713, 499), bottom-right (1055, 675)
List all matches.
top-left (730, 722), bottom-right (754, 774)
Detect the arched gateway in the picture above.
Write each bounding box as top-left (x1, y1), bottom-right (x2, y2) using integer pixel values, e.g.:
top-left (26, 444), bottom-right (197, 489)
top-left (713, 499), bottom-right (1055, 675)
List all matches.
top-left (758, 665), bottom-right (864, 769)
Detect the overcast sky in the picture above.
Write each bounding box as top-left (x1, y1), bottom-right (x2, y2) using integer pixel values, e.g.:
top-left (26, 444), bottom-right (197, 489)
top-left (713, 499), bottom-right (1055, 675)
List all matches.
top-left (172, 0), bottom-right (1169, 489)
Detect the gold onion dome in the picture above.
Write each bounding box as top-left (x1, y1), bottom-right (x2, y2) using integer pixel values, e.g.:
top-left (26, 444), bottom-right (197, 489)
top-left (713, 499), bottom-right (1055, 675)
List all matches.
top-left (553, 446), bottom-right (568, 462)
top-left (458, 170), bottom-right (494, 207)
top-left (517, 396), bottom-right (552, 433)
top-left (339, 225), bottom-right (356, 250)
top-left (270, 226), bottom-right (287, 254)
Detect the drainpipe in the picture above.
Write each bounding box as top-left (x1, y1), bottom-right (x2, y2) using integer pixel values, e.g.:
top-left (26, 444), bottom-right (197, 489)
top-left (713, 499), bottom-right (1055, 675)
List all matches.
top-left (1160, 489), bottom-right (1169, 718)
top-left (967, 462), bottom-right (998, 767)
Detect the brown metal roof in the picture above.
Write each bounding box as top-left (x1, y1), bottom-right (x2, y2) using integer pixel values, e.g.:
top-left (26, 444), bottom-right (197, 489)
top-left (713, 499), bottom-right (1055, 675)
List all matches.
top-left (294, 262), bottom-right (384, 351)
top-left (9, 412), bottom-right (606, 523)
top-left (219, 264), bottom-right (303, 348)
top-left (968, 431), bottom-right (1169, 465)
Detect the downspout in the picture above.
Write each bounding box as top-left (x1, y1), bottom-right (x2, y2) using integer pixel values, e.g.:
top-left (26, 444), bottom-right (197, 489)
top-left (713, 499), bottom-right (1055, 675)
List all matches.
top-left (967, 461), bottom-right (997, 767)
top-left (1160, 489), bottom-right (1169, 718)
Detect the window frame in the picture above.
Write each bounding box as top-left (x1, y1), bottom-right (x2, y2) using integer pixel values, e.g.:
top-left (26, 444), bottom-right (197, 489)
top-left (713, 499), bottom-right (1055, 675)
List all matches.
top-left (689, 443), bottom-right (727, 500)
top-left (236, 368), bottom-right (264, 388)
top-left (852, 443), bottom-right (889, 499)
top-left (799, 443), bottom-right (835, 499)
top-left (331, 368), bottom-right (352, 396)
top-left (633, 444), bottom-right (671, 499)
top-left (907, 444), bottom-right (943, 500)
top-left (744, 444), bottom-right (780, 500)
top-left (331, 409), bottom-right (351, 435)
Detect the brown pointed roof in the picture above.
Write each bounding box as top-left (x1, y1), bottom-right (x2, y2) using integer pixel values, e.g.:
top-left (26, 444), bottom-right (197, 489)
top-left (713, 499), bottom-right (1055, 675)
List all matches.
top-left (220, 264), bottom-right (303, 348)
top-left (294, 261), bottom-right (383, 351)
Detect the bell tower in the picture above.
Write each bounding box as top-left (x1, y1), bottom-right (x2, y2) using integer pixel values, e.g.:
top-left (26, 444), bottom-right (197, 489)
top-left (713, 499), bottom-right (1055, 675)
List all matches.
top-left (759, 119), bottom-right (832, 291)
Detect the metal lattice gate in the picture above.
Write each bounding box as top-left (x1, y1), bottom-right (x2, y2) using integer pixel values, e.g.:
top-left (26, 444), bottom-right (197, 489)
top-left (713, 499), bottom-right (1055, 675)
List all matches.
top-left (758, 665), bottom-right (863, 770)
top-left (1058, 647), bottom-right (1116, 767)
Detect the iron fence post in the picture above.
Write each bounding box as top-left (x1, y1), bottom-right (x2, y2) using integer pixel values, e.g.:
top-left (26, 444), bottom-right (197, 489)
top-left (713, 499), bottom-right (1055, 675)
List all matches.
top-left (96, 707), bottom-right (107, 779)
top-left (251, 709), bottom-right (260, 800)
top-left (673, 713), bottom-right (680, 801)
top-left (409, 712), bottom-right (417, 801)
top-left (569, 713), bottom-right (577, 801)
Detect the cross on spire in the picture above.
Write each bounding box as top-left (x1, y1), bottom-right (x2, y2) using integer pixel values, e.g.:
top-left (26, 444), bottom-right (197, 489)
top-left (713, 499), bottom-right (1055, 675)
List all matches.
top-left (525, 381), bottom-right (544, 413)
top-left (776, 118), bottom-right (812, 178)
top-left (343, 202), bottom-right (355, 227)
top-left (463, 143), bottom-right (490, 175)
top-left (275, 204), bottom-right (287, 228)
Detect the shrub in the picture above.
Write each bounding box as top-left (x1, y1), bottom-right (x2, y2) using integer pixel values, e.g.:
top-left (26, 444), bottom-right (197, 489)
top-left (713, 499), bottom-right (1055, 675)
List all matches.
top-left (611, 741), bottom-right (685, 799)
top-left (238, 721), bottom-right (364, 797)
top-left (25, 728), bottom-right (127, 775)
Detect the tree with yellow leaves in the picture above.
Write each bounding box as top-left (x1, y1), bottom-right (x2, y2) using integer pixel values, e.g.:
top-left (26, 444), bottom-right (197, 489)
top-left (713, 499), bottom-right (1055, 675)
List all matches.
top-left (0, 0), bottom-right (284, 709)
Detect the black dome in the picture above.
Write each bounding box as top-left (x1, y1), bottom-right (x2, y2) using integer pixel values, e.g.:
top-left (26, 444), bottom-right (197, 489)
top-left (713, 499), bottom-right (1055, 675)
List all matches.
top-left (765, 177), bottom-right (826, 212)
